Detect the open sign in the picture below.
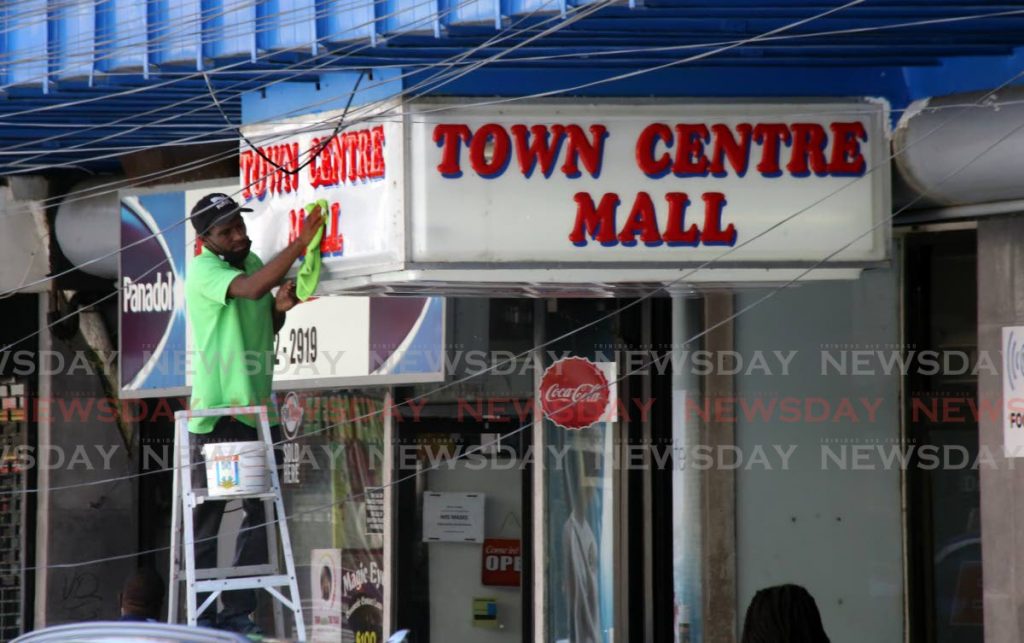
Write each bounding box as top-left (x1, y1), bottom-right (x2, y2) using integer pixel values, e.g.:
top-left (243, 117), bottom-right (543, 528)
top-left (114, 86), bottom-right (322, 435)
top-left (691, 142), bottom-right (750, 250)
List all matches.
top-left (481, 539), bottom-right (522, 587)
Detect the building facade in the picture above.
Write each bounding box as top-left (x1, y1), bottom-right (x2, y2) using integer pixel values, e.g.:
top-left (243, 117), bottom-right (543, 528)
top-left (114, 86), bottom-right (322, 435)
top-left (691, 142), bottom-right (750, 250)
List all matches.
top-left (0, 3), bottom-right (1022, 642)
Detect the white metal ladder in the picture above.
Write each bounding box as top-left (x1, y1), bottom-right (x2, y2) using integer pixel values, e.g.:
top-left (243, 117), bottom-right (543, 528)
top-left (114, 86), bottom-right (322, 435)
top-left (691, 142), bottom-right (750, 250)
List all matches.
top-left (167, 406), bottom-right (306, 641)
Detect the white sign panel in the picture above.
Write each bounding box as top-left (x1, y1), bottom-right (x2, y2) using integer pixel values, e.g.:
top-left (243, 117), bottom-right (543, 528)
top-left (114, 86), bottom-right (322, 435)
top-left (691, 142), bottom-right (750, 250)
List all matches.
top-left (311, 548), bottom-right (342, 642)
top-left (273, 297), bottom-right (370, 384)
top-left (1003, 327), bottom-right (1024, 457)
top-left (239, 102), bottom-right (404, 275)
top-left (272, 295), bottom-right (445, 388)
top-left (185, 185), bottom-right (445, 388)
top-left (408, 101), bottom-right (889, 266)
top-left (422, 492), bottom-right (485, 543)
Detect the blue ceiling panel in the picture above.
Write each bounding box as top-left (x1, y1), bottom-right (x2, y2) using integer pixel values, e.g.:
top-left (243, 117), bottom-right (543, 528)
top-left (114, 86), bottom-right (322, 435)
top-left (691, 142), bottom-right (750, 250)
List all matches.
top-left (51, 0), bottom-right (95, 81)
top-left (318, 0), bottom-right (377, 44)
top-left (150, 0), bottom-right (202, 67)
top-left (379, 0), bottom-right (443, 37)
top-left (202, 0), bottom-right (257, 62)
top-left (95, 0), bottom-right (149, 73)
top-left (257, 0), bottom-right (316, 55)
top-left (3, 0), bottom-right (48, 88)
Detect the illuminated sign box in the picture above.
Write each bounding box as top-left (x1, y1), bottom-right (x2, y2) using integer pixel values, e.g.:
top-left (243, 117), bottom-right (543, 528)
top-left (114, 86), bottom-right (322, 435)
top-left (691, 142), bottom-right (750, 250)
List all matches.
top-left (240, 98), bottom-right (889, 295)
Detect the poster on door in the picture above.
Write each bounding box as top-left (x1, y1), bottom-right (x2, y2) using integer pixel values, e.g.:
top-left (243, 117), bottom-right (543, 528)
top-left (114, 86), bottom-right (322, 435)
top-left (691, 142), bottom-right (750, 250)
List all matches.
top-left (546, 425), bottom-right (615, 643)
top-left (342, 549), bottom-right (384, 643)
top-left (311, 548), bottom-right (342, 642)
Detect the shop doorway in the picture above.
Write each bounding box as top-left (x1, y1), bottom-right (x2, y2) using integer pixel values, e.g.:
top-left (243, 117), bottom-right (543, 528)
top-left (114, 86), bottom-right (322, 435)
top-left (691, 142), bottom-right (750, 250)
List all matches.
top-left (393, 415), bottom-right (531, 643)
top-left (391, 297), bottom-right (657, 643)
top-left (904, 228), bottom-right (983, 643)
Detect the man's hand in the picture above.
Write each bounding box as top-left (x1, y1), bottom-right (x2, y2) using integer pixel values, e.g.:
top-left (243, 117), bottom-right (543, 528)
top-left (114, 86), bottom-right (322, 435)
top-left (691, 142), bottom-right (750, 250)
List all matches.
top-left (275, 280), bottom-right (300, 313)
top-left (226, 207), bottom-right (325, 302)
top-left (297, 207), bottom-right (324, 247)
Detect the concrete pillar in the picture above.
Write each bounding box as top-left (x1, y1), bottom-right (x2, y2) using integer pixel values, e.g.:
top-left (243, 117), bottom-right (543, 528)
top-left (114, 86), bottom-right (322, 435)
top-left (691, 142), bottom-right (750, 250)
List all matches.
top-left (702, 293), bottom-right (737, 643)
top-left (978, 216), bottom-right (1024, 642)
top-left (0, 182), bottom-right (49, 294)
top-left (34, 296), bottom-right (137, 625)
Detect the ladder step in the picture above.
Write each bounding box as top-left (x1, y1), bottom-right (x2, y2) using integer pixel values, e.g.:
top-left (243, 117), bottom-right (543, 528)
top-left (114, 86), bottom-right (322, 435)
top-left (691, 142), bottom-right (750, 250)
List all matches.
top-left (192, 564), bottom-right (279, 580)
top-left (194, 574), bottom-right (294, 593)
top-left (188, 490), bottom-right (280, 506)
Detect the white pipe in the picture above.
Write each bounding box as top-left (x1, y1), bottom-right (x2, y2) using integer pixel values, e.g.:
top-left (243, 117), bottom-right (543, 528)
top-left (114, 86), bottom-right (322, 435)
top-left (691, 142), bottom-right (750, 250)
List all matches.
top-left (899, 198), bottom-right (1024, 224)
top-left (54, 179), bottom-right (121, 279)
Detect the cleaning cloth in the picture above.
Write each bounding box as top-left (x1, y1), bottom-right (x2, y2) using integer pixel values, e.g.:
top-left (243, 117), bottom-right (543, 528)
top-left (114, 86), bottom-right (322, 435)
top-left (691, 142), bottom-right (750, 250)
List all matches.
top-left (296, 199), bottom-right (328, 301)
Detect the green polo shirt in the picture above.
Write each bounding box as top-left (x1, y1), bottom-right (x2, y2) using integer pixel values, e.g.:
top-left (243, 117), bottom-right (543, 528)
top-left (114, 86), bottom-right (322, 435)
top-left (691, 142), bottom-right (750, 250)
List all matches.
top-left (186, 246), bottom-right (275, 434)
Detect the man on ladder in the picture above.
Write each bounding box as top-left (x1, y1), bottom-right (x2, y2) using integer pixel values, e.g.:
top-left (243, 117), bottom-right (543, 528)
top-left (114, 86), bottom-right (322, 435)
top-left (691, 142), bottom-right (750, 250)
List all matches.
top-left (184, 193), bottom-right (322, 634)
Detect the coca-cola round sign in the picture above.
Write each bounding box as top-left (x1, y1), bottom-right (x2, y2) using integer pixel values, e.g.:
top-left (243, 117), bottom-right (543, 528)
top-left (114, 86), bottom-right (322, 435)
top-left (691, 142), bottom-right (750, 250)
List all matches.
top-left (539, 357), bottom-right (610, 430)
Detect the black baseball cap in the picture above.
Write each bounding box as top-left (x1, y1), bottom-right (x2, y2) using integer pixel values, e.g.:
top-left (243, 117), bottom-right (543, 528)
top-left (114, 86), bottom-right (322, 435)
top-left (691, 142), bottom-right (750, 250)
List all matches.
top-left (191, 193), bottom-right (253, 234)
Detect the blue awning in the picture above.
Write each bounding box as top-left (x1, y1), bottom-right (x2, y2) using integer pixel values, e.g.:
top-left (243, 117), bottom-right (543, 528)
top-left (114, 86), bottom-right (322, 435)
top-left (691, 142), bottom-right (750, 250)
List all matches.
top-left (0, 0), bottom-right (1021, 174)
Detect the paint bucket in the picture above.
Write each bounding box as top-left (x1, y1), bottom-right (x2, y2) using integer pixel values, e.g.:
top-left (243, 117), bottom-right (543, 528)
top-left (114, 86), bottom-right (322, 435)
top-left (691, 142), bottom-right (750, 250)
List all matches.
top-left (202, 441), bottom-right (270, 496)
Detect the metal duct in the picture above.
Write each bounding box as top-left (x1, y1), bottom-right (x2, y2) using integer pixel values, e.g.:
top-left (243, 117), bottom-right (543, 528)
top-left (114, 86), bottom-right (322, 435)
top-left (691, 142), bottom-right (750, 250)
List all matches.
top-left (54, 179), bottom-right (120, 279)
top-left (893, 87), bottom-right (1024, 206)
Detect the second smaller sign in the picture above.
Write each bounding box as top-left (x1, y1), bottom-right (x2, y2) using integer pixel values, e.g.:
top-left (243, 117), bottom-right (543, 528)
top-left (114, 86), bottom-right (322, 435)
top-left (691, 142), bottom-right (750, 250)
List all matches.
top-left (481, 538), bottom-right (522, 587)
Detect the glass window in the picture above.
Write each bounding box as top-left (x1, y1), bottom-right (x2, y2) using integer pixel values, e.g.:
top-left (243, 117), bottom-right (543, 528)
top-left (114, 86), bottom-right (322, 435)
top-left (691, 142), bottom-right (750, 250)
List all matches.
top-left (279, 389), bottom-right (388, 642)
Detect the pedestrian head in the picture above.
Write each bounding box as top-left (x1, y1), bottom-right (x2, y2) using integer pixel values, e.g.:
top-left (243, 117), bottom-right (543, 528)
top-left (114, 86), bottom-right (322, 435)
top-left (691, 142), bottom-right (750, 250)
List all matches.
top-left (740, 583), bottom-right (830, 643)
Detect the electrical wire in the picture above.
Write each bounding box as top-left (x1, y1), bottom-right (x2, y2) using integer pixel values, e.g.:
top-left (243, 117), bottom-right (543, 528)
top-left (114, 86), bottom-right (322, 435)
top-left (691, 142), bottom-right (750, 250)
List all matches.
top-left (0, 0), bottom-right (588, 341)
top-left (0, 2), bottom-right (1017, 150)
top-left (0, 0), bottom-right (1013, 334)
top-left (12, 93), bottom-right (1024, 572)
top-left (0, 1), bottom-right (1013, 182)
top-left (0, 9), bottom-right (1016, 574)
top-left (3, 59), bottom-right (1019, 501)
top-left (0, 0), bottom-right (476, 158)
top-left (0, 0), bottom-right (870, 294)
top-left (0, 0), bottom-right (573, 179)
top-left (0, 0), bottom-right (387, 76)
top-left (0, 0), bottom-right (577, 213)
top-left (205, 68), bottom-right (366, 176)
top-left (0, 0), bottom-right (460, 121)
top-left (0, 0), bottom-right (1007, 466)
top-left (492, 6), bottom-right (1024, 65)
top-left (0, 0), bottom-right (946, 173)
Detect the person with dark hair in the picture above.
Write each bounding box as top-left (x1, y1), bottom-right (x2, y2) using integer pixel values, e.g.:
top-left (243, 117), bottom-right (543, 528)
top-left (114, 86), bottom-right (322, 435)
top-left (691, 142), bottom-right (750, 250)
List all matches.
top-left (186, 194), bottom-right (322, 633)
top-left (740, 583), bottom-right (831, 643)
top-left (119, 568), bottom-right (165, 622)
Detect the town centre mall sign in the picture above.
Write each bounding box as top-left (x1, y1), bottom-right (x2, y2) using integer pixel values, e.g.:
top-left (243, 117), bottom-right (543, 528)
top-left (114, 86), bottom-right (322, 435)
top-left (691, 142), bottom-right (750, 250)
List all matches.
top-left (239, 100), bottom-right (889, 296)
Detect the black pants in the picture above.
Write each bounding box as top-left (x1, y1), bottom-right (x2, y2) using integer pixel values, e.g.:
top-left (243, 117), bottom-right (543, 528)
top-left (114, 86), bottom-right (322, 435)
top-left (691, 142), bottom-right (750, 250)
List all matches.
top-left (189, 416), bottom-right (283, 623)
